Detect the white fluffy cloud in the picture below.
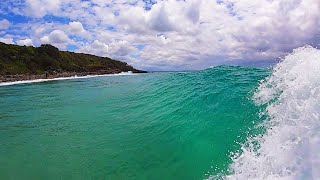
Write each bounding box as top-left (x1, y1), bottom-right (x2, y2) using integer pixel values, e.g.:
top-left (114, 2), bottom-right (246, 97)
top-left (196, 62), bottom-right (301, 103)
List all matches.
top-left (40, 30), bottom-right (70, 49)
top-left (69, 21), bottom-right (86, 36)
top-left (17, 38), bottom-right (33, 46)
top-left (0, 34), bottom-right (14, 44)
top-left (0, 19), bottom-right (10, 30)
top-left (79, 40), bottom-right (109, 56)
top-left (1, 0), bottom-right (320, 70)
top-left (25, 0), bottom-right (61, 18)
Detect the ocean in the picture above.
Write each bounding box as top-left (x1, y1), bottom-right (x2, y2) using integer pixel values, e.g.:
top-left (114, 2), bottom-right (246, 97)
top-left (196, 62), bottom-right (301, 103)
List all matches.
top-left (0, 46), bottom-right (319, 179)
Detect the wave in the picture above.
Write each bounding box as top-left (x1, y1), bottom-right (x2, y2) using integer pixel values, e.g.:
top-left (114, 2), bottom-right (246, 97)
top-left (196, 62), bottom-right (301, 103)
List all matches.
top-left (0, 71), bottom-right (135, 87)
top-left (226, 46), bottom-right (320, 179)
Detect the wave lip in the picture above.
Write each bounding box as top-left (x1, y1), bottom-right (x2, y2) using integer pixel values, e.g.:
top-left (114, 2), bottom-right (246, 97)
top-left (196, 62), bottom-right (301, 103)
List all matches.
top-left (227, 46), bottom-right (320, 180)
top-left (0, 71), bottom-right (135, 87)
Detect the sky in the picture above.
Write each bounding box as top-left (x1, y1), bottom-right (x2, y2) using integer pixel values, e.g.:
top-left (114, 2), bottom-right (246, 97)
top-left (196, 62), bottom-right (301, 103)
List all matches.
top-left (0, 0), bottom-right (319, 71)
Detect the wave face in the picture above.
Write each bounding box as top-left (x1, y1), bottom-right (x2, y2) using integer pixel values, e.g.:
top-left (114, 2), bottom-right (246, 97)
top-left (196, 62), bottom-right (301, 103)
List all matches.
top-left (227, 46), bottom-right (320, 180)
top-left (0, 65), bottom-right (268, 179)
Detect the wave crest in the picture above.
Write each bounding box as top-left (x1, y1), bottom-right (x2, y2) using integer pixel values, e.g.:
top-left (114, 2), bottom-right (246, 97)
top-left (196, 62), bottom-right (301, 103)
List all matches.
top-left (228, 46), bottom-right (320, 180)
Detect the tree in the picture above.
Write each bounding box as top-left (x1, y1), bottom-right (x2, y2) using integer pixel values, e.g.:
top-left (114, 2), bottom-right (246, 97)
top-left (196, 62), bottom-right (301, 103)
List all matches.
top-left (37, 44), bottom-right (61, 59)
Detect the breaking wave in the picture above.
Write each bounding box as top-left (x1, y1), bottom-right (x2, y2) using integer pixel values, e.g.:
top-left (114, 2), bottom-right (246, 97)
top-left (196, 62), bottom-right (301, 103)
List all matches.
top-left (0, 71), bottom-right (135, 86)
top-left (227, 46), bottom-right (320, 180)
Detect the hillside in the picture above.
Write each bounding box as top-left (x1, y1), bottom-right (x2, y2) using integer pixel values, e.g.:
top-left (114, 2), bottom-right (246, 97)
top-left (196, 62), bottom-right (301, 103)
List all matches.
top-left (0, 42), bottom-right (146, 76)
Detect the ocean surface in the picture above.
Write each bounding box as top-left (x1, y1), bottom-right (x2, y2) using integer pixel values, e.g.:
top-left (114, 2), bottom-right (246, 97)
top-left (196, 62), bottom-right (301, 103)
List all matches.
top-left (0, 46), bottom-right (319, 179)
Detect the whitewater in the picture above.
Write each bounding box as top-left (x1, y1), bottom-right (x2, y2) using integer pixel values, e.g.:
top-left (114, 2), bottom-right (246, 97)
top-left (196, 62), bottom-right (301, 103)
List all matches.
top-left (226, 46), bottom-right (320, 180)
top-left (0, 71), bottom-right (135, 87)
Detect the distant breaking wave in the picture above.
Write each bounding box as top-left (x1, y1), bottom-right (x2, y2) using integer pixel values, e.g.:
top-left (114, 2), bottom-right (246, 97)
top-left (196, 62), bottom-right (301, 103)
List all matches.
top-left (225, 46), bottom-right (320, 179)
top-left (0, 71), bottom-right (135, 86)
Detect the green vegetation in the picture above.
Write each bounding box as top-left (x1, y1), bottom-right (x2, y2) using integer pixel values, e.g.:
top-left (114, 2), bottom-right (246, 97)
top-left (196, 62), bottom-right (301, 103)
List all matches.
top-left (0, 42), bottom-right (146, 75)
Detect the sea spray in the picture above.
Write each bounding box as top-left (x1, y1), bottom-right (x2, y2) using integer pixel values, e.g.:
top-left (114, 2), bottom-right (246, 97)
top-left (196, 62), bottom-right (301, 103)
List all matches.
top-left (227, 46), bottom-right (320, 180)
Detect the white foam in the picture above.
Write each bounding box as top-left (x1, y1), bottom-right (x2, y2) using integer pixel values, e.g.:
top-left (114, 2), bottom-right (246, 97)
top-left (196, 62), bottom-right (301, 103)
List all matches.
top-left (0, 71), bottom-right (135, 86)
top-left (225, 46), bottom-right (320, 180)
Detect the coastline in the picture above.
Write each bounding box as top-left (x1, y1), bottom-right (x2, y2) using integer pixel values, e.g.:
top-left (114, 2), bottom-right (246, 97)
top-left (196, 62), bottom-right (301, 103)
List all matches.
top-left (0, 71), bottom-right (137, 86)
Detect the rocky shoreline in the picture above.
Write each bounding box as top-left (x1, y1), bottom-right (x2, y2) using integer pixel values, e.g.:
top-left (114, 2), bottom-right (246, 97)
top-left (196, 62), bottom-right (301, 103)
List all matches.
top-left (0, 69), bottom-right (139, 83)
top-left (0, 43), bottom-right (147, 83)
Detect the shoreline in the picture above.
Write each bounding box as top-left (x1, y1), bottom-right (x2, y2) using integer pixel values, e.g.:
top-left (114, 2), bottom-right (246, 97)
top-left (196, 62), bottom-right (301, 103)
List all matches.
top-left (0, 71), bottom-right (137, 86)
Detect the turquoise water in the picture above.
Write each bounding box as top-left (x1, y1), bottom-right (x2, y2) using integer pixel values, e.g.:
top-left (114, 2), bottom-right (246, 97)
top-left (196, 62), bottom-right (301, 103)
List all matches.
top-left (0, 66), bottom-right (269, 179)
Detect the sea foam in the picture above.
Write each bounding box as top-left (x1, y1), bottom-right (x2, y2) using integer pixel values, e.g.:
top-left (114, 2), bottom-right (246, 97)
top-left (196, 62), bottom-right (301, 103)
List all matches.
top-left (227, 46), bottom-right (320, 179)
top-left (0, 71), bottom-right (135, 87)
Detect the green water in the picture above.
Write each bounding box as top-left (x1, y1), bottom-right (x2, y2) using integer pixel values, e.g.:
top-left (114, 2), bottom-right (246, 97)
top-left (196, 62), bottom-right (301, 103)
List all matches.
top-left (0, 66), bottom-right (269, 179)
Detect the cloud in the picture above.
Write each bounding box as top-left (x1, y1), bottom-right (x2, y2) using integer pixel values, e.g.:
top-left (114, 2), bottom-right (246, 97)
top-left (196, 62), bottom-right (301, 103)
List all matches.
top-left (186, 1), bottom-right (201, 24)
top-left (78, 39), bottom-right (139, 61)
top-left (1, 0), bottom-right (320, 70)
top-left (25, 0), bottom-right (61, 18)
top-left (78, 40), bottom-right (109, 57)
top-left (17, 38), bottom-right (33, 46)
top-left (148, 3), bottom-right (174, 32)
top-left (0, 19), bottom-right (10, 30)
top-left (40, 30), bottom-right (70, 49)
top-left (68, 21), bottom-right (86, 36)
top-left (0, 34), bottom-right (14, 44)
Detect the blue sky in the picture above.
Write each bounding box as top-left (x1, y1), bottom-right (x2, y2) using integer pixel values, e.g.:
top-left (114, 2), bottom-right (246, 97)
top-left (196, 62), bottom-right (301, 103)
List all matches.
top-left (0, 0), bottom-right (319, 71)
